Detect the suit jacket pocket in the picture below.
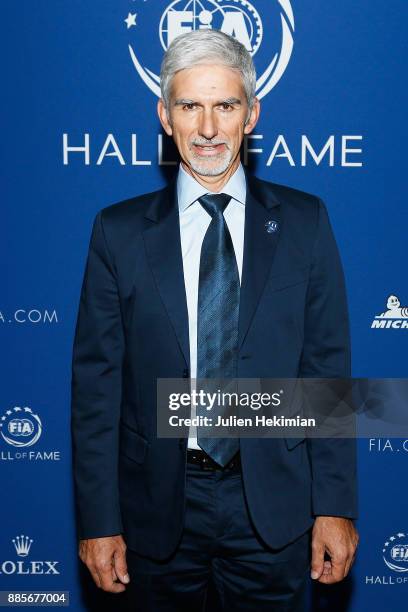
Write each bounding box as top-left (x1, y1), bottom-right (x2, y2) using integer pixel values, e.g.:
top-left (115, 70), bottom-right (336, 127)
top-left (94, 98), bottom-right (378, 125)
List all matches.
top-left (285, 437), bottom-right (306, 450)
top-left (120, 423), bottom-right (149, 464)
top-left (267, 266), bottom-right (309, 293)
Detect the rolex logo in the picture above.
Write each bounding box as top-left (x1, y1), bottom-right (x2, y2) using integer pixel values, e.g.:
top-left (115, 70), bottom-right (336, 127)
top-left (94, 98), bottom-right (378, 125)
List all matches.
top-left (12, 535), bottom-right (33, 557)
top-left (0, 534), bottom-right (60, 575)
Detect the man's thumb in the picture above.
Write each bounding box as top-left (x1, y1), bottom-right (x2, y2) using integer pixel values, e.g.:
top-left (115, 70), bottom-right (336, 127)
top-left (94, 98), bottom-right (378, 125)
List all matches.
top-left (113, 550), bottom-right (130, 584)
top-left (311, 543), bottom-right (325, 580)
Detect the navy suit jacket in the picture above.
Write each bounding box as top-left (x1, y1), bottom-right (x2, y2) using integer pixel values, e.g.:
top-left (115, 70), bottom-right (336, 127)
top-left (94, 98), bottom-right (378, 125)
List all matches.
top-left (71, 169), bottom-right (358, 559)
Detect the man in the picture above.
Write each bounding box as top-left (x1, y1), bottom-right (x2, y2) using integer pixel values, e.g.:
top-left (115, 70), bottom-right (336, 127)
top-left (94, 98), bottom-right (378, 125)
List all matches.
top-left (71, 29), bottom-right (358, 611)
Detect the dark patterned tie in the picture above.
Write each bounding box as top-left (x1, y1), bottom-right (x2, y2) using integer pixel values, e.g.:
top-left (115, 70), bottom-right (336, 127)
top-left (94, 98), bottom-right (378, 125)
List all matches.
top-left (196, 193), bottom-right (240, 466)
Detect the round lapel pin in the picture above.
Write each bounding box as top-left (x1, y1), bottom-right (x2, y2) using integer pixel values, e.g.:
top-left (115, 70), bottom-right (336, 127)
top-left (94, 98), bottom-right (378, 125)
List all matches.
top-left (265, 220), bottom-right (279, 233)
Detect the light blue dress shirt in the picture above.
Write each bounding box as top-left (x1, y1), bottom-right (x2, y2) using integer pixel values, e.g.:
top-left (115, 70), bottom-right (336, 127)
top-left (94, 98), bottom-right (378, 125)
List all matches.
top-left (177, 161), bottom-right (247, 449)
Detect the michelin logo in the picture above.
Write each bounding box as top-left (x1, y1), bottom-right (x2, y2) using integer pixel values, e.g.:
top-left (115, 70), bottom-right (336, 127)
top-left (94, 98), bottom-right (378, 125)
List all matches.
top-left (371, 295), bottom-right (408, 329)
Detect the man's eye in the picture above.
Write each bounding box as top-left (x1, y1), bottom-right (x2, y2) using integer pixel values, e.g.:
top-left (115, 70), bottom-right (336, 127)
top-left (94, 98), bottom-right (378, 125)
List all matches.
top-left (220, 103), bottom-right (232, 110)
top-left (183, 103), bottom-right (196, 110)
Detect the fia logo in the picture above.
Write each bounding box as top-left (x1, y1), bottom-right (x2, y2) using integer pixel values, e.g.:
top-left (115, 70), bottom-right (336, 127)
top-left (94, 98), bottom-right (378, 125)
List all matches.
top-left (0, 406), bottom-right (43, 447)
top-left (124, 0), bottom-right (295, 99)
top-left (383, 532), bottom-right (408, 573)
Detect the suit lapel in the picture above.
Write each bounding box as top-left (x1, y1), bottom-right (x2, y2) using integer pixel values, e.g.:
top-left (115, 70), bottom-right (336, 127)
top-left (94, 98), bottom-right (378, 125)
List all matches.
top-left (142, 176), bottom-right (190, 369)
top-left (238, 170), bottom-right (281, 350)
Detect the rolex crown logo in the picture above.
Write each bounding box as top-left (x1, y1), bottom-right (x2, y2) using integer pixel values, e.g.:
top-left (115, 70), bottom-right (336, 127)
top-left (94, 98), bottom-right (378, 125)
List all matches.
top-left (12, 535), bottom-right (33, 557)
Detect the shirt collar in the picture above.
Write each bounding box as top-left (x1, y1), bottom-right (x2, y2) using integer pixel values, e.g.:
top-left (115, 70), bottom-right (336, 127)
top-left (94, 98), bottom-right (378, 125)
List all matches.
top-left (177, 161), bottom-right (247, 213)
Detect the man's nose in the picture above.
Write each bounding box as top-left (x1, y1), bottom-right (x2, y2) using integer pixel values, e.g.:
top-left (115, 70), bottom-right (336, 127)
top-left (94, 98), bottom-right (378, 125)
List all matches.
top-left (198, 109), bottom-right (218, 140)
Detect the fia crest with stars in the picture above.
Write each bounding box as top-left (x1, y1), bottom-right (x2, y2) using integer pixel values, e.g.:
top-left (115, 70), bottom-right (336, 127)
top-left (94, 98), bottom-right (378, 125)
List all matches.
top-left (0, 406), bottom-right (43, 447)
top-left (383, 532), bottom-right (408, 572)
top-left (124, 0), bottom-right (295, 100)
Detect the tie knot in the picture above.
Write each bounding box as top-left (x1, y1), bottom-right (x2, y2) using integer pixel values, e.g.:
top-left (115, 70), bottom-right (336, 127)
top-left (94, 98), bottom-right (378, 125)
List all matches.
top-left (198, 193), bottom-right (232, 218)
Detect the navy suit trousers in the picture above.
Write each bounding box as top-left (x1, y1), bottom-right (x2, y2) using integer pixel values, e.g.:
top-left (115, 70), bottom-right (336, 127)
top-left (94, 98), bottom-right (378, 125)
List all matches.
top-left (125, 461), bottom-right (311, 611)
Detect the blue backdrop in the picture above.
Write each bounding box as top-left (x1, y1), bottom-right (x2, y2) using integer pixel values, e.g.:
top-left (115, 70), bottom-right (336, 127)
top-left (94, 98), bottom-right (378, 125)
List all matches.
top-left (2, 1), bottom-right (407, 610)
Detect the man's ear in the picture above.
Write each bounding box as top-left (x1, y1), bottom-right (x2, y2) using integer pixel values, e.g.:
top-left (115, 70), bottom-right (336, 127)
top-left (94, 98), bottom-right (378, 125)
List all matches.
top-left (244, 97), bottom-right (260, 135)
top-left (157, 98), bottom-right (173, 136)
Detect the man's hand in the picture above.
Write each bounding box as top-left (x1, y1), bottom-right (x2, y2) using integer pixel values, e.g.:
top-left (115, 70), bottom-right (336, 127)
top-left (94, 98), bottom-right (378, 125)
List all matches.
top-left (311, 517), bottom-right (359, 584)
top-left (79, 535), bottom-right (129, 593)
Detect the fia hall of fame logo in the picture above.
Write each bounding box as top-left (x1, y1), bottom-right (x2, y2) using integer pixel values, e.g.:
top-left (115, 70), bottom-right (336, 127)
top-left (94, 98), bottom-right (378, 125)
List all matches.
top-left (383, 532), bottom-right (408, 573)
top-left (124, 0), bottom-right (295, 99)
top-left (0, 406), bottom-right (42, 448)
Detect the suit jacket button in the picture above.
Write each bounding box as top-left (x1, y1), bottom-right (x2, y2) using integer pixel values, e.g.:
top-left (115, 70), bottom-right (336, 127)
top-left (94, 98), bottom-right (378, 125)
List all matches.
top-left (182, 368), bottom-right (189, 378)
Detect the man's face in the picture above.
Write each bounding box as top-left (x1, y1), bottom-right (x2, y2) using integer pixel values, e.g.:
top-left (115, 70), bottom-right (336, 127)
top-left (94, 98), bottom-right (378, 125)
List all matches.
top-left (157, 63), bottom-right (259, 177)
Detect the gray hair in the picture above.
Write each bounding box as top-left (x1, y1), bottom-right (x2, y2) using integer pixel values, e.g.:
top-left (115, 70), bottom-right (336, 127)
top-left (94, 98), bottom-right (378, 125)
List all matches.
top-left (160, 29), bottom-right (256, 121)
